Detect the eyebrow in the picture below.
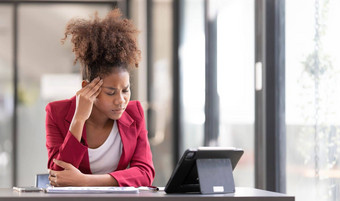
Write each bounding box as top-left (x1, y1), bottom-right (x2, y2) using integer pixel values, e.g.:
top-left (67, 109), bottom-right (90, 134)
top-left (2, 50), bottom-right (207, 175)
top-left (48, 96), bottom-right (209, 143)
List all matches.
top-left (102, 84), bottom-right (130, 90)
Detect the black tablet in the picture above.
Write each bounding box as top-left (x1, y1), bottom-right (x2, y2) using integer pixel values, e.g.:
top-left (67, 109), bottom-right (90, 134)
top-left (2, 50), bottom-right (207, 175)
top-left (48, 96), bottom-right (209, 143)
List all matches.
top-left (164, 147), bottom-right (244, 194)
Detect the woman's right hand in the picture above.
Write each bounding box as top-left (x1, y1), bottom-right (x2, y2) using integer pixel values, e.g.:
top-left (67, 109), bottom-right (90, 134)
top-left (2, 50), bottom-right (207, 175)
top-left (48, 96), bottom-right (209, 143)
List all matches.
top-left (69, 77), bottom-right (103, 141)
top-left (74, 77), bottom-right (103, 122)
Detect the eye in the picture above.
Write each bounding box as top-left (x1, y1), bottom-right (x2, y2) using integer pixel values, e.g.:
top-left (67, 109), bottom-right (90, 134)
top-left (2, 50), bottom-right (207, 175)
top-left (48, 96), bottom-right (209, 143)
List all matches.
top-left (106, 91), bottom-right (115, 96)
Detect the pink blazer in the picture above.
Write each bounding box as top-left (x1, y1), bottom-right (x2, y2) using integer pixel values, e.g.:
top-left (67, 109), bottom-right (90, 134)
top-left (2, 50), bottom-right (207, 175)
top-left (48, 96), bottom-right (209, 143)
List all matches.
top-left (45, 96), bottom-right (155, 187)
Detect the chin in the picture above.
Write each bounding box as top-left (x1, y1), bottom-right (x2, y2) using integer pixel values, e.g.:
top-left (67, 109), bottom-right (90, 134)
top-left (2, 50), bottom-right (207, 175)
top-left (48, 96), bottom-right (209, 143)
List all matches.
top-left (110, 114), bottom-right (123, 120)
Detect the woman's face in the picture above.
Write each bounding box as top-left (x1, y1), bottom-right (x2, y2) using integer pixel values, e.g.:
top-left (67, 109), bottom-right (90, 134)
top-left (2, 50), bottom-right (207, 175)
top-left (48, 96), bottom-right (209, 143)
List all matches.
top-left (94, 70), bottom-right (131, 120)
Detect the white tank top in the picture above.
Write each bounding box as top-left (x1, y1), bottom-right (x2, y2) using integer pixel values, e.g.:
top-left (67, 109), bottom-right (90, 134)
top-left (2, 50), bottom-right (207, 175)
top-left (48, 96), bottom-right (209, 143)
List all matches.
top-left (88, 121), bottom-right (122, 174)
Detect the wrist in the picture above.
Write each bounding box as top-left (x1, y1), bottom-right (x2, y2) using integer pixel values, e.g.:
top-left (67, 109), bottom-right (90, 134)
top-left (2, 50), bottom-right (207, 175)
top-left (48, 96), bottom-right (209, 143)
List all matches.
top-left (80, 174), bottom-right (118, 186)
top-left (71, 117), bottom-right (86, 125)
top-left (82, 174), bottom-right (90, 186)
top-left (72, 114), bottom-right (87, 123)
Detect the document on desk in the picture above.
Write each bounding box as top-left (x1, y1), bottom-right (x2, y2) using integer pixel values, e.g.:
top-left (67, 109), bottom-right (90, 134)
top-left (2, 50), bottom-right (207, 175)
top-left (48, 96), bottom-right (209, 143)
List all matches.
top-left (45, 186), bottom-right (139, 194)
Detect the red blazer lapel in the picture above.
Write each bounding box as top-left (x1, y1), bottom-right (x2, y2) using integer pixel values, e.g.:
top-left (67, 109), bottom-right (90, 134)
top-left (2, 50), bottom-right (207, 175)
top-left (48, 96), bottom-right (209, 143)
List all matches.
top-left (116, 110), bottom-right (135, 170)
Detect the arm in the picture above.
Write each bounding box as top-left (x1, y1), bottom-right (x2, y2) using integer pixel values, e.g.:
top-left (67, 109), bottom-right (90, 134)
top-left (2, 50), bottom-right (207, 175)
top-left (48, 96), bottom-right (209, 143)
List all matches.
top-left (46, 77), bottom-right (103, 171)
top-left (46, 117), bottom-right (120, 187)
top-left (49, 159), bottom-right (118, 186)
top-left (70, 77), bottom-right (103, 141)
top-left (110, 101), bottom-right (155, 187)
top-left (45, 104), bottom-right (88, 171)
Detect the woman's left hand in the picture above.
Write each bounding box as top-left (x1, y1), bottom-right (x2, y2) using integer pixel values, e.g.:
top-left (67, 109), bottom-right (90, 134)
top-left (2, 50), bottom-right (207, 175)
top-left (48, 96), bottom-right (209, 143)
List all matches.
top-left (48, 159), bottom-right (86, 187)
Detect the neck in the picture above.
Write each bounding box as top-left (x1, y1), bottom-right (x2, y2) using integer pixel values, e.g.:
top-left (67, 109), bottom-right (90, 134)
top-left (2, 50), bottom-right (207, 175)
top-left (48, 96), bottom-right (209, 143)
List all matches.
top-left (87, 107), bottom-right (113, 129)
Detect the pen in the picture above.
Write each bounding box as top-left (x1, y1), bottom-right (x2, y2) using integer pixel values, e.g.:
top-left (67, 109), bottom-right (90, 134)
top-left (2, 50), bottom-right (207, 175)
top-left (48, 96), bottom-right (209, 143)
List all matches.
top-left (138, 186), bottom-right (159, 191)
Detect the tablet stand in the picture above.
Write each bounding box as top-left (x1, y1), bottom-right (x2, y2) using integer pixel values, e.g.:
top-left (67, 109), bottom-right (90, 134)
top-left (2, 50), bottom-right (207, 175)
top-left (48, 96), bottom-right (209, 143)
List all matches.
top-left (196, 158), bottom-right (235, 194)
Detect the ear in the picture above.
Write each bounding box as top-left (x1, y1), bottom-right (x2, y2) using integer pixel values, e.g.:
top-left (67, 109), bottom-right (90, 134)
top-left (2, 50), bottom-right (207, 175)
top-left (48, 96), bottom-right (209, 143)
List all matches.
top-left (82, 80), bottom-right (89, 88)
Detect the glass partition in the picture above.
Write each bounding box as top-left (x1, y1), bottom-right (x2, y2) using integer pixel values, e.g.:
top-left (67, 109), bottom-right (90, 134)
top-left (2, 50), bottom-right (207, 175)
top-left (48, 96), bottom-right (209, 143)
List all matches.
top-left (148, 0), bottom-right (174, 186)
top-left (180, 0), bottom-right (206, 155)
top-left (0, 4), bottom-right (14, 188)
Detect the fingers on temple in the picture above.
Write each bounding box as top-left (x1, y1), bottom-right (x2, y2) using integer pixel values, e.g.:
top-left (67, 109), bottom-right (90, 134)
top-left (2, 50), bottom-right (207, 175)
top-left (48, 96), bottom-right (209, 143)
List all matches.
top-left (91, 79), bottom-right (103, 94)
top-left (91, 86), bottom-right (102, 99)
top-left (83, 78), bottom-right (103, 97)
top-left (78, 77), bottom-right (99, 93)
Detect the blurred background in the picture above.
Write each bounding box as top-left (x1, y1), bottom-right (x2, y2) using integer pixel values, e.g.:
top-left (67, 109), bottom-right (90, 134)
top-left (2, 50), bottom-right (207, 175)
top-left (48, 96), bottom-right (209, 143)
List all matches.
top-left (0, 1), bottom-right (340, 201)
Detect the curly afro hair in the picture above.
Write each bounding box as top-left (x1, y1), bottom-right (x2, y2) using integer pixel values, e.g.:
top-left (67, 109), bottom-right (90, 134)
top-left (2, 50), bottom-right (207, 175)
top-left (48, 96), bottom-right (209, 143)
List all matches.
top-left (62, 8), bottom-right (141, 81)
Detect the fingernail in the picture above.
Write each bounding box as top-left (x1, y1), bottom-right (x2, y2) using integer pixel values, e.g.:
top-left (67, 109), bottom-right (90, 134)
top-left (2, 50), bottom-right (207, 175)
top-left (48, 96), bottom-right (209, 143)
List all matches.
top-left (53, 158), bottom-right (56, 162)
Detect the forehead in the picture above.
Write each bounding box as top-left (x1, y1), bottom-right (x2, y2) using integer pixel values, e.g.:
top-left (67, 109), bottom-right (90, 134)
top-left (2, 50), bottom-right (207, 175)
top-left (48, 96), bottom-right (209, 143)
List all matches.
top-left (102, 71), bottom-right (130, 87)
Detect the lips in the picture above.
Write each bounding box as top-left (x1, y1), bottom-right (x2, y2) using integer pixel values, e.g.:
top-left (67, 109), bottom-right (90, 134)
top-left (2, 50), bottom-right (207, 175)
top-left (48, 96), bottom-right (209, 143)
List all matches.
top-left (112, 108), bottom-right (125, 114)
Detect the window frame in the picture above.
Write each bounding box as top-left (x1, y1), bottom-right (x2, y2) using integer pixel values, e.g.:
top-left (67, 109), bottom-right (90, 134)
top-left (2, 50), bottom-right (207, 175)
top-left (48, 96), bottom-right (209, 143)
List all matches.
top-left (254, 0), bottom-right (286, 193)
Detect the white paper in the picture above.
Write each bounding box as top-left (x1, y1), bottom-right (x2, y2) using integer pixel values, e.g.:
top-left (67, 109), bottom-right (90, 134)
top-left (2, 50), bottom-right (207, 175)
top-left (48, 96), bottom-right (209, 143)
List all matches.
top-left (45, 186), bottom-right (139, 194)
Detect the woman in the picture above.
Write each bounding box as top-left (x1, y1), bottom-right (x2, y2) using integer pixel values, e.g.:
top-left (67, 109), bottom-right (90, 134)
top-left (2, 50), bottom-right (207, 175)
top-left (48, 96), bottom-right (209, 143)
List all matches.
top-left (45, 9), bottom-right (155, 187)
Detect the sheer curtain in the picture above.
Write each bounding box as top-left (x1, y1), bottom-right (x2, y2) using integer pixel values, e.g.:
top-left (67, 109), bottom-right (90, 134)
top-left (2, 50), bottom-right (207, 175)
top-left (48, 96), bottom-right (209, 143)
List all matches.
top-left (286, 0), bottom-right (340, 200)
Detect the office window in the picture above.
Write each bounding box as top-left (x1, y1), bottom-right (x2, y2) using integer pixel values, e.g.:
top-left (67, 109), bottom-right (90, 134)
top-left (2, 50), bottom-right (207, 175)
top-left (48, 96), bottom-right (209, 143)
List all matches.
top-left (16, 4), bottom-right (112, 186)
top-left (215, 0), bottom-right (255, 187)
top-left (179, 0), bottom-right (254, 187)
top-left (0, 5), bottom-right (14, 188)
top-left (180, 0), bottom-right (205, 154)
top-left (286, 0), bottom-right (340, 200)
top-left (148, 0), bottom-right (174, 186)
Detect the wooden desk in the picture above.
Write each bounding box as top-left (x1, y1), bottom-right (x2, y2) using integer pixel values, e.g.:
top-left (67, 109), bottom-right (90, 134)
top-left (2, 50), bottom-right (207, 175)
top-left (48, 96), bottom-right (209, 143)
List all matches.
top-left (0, 187), bottom-right (294, 201)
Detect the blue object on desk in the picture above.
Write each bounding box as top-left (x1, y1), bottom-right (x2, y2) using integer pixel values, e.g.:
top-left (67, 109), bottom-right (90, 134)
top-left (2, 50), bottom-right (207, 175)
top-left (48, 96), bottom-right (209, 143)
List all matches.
top-left (36, 174), bottom-right (49, 188)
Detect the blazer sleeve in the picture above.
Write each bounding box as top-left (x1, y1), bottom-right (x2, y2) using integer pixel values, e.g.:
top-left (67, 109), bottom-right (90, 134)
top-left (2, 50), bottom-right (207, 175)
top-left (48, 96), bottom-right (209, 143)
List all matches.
top-left (45, 102), bottom-right (87, 171)
top-left (109, 101), bottom-right (155, 187)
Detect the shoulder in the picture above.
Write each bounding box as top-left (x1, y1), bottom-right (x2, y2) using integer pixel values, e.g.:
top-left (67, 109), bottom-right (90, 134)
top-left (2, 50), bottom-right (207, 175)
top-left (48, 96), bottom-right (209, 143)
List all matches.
top-left (46, 97), bottom-right (74, 111)
top-left (124, 100), bottom-right (145, 121)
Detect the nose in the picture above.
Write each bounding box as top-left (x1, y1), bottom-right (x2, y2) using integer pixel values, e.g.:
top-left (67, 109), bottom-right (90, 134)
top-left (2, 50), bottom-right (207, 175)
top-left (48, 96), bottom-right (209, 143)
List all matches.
top-left (114, 92), bottom-right (125, 106)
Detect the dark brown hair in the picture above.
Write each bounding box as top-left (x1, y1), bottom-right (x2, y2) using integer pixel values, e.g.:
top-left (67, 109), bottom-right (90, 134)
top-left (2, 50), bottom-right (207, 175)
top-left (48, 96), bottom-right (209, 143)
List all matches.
top-left (62, 8), bottom-right (141, 81)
